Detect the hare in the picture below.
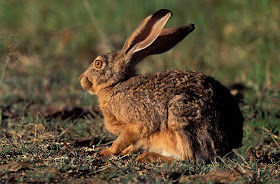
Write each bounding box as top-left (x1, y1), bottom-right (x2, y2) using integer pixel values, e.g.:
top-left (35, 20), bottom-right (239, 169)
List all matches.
top-left (80, 9), bottom-right (243, 163)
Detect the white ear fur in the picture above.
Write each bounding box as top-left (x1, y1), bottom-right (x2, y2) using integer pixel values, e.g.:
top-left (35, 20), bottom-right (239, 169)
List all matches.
top-left (132, 12), bottom-right (171, 53)
top-left (122, 9), bottom-right (172, 56)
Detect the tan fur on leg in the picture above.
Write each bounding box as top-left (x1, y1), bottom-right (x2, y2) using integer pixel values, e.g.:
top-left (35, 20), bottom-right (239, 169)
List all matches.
top-left (175, 130), bottom-right (186, 160)
top-left (99, 123), bottom-right (142, 157)
top-left (119, 144), bottom-right (140, 155)
top-left (136, 152), bottom-right (174, 164)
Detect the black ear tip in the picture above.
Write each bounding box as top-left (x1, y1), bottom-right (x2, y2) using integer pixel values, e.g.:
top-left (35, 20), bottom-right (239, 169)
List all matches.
top-left (190, 24), bottom-right (195, 29)
top-left (186, 23), bottom-right (195, 31)
top-left (154, 9), bottom-right (173, 17)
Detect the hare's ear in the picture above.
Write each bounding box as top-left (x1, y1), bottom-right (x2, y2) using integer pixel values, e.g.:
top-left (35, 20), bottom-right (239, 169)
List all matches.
top-left (130, 24), bottom-right (195, 63)
top-left (121, 9), bottom-right (172, 61)
top-left (144, 24), bottom-right (195, 55)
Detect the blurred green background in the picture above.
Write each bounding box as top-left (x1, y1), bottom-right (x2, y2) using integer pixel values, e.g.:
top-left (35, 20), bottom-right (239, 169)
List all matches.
top-left (0, 1), bottom-right (280, 182)
top-left (0, 0), bottom-right (279, 144)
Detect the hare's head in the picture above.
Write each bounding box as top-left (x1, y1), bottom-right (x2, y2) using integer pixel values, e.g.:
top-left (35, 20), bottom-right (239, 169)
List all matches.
top-left (80, 9), bottom-right (195, 94)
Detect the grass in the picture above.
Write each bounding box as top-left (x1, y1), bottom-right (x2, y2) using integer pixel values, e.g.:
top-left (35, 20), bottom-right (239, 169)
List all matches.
top-left (1, 0), bottom-right (280, 183)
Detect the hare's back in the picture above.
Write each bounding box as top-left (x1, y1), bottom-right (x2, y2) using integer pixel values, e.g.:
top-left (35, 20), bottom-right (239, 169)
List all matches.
top-left (125, 70), bottom-right (230, 100)
top-left (114, 70), bottom-right (233, 105)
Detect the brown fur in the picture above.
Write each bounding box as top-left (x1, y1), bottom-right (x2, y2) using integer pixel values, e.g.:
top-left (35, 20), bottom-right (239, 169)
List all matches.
top-left (79, 9), bottom-right (243, 163)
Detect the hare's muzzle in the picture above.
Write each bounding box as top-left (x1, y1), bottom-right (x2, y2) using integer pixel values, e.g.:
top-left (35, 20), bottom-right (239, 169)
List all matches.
top-left (79, 74), bottom-right (93, 90)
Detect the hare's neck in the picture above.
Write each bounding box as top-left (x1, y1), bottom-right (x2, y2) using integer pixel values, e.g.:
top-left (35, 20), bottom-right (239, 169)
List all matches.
top-left (96, 87), bottom-right (114, 112)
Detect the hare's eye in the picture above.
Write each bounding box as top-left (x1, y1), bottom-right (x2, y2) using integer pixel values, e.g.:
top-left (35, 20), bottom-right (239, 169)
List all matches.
top-left (94, 60), bottom-right (103, 69)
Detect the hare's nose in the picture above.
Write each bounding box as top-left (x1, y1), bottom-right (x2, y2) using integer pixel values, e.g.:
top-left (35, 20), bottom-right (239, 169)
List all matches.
top-left (79, 74), bottom-right (84, 82)
top-left (79, 74), bottom-right (92, 89)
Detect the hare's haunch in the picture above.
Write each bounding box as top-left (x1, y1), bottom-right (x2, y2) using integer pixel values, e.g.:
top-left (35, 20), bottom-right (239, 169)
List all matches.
top-left (80, 9), bottom-right (243, 163)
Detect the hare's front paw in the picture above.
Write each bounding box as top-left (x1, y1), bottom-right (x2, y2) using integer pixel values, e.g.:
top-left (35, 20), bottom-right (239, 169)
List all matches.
top-left (119, 145), bottom-right (138, 156)
top-left (99, 148), bottom-right (113, 157)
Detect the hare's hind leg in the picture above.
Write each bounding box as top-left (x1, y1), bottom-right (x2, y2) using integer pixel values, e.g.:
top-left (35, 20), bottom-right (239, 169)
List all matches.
top-left (133, 129), bottom-right (182, 163)
top-left (136, 152), bottom-right (174, 164)
top-left (100, 123), bottom-right (143, 157)
top-left (168, 95), bottom-right (196, 162)
top-left (134, 130), bottom-right (192, 164)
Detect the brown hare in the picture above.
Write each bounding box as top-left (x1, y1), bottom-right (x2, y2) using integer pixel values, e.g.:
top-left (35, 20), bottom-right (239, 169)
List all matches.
top-left (80, 9), bottom-right (243, 163)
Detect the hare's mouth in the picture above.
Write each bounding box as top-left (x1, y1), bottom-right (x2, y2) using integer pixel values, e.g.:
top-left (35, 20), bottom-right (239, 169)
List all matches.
top-left (79, 75), bottom-right (94, 92)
